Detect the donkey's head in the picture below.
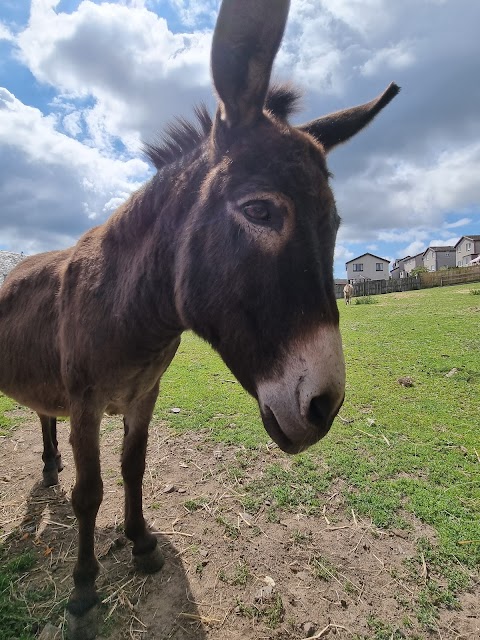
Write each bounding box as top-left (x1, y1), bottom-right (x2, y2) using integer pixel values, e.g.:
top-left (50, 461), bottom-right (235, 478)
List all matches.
top-left (174, 0), bottom-right (398, 454)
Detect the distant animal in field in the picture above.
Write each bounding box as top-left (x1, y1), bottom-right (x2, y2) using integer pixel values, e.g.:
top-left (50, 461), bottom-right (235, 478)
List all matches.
top-left (344, 283), bottom-right (354, 305)
top-left (0, 0), bottom-right (399, 637)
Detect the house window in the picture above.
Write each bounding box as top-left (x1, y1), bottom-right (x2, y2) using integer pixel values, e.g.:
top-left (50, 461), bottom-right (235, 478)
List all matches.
top-left (444, 252), bottom-right (450, 257)
top-left (375, 263), bottom-right (384, 271)
top-left (466, 242), bottom-right (471, 250)
top-left (353, 263), bottom-right (363, 272)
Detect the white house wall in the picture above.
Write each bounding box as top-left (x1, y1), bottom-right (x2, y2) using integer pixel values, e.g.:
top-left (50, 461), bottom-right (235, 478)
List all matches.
top-left (347, 256), bottom-right (390, 282)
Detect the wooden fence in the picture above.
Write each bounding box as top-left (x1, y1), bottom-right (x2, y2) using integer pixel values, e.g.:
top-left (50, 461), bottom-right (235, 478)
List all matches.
top-left (419, 265), bottom-right (480, 288)
top-left (335, 265), bottom-right (480, 299)
top-left (335, 276), bottom-right (420, 299)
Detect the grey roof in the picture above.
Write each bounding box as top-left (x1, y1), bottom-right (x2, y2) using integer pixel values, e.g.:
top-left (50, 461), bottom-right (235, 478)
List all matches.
top-left (423, 246), bottom-right (455, 256)
top-left (391, 256), bottom-right (411, 269)
top-left (345, 252), bottom-right (390, 265)
top-left (404, 252), bottom-right (424, 261)
top-left (0, 250), bottom-right (24, 282)
top-left (454, 234), bottom-right (480, 247)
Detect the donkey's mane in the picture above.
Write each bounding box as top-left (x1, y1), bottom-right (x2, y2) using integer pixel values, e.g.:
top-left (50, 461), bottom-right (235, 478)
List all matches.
top-left (144, 84), bottom-right (302, 171)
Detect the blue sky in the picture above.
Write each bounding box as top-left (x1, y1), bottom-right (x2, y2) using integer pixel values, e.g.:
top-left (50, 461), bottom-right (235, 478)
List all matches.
top-left (1, 0), bottom-right (479, 277)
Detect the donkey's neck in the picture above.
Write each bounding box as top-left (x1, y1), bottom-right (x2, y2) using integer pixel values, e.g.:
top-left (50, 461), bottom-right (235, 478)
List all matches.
top-left (100, 153), bottom-right (206, 350)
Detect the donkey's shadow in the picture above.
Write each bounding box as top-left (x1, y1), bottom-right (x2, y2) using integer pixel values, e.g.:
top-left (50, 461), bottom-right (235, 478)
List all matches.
top-left (14, 481), bottom-right (207, 639)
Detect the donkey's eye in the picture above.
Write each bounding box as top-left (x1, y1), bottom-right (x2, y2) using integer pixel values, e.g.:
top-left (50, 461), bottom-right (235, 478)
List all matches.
top-left (242, 201), bottom-right (270, 222)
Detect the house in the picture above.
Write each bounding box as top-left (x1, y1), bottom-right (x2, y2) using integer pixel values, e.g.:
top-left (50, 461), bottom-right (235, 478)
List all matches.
top-left (454, 235), bottom-right (480, 267)
top-left (403, 252), bottom-right (424, 275)
top-left (390, 256), bottom-right (410, 279)
top-left (0, 250), bottom-right (24, 285)
top-left (422, 246), bottom-right (455, 272)
top-left (345, 253), bottom-right (390, 283)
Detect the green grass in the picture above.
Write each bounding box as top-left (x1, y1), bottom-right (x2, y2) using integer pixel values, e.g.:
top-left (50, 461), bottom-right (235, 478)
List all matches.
top-left (184, 497), bottom-right (208, 512)
top-left (218, 560), bottom-right (252, 586)
top-left (366, 614), bottom-right (409, 640)
top-left (242, 455), bottom-right (331, 518)
top-left (0, 550), bottom-right (41, 640)
top-left (154, 336), bottom-right (262, 448)
top-left (354, 294), bottom-right (378, 305)
top-left (0, 394), bottom-right (16, 436)
top-left (234, 593), bottom-right (284, 629)
top-left (329, 285), bottom-right (479, 568)
top-left (309, 553), bottom-right (338, 581)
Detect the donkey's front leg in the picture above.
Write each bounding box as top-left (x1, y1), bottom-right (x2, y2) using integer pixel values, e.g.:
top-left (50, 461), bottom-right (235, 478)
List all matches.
top-left (39, 414), bottom-right (64, 487)
top-left (66, 407), bottom-right (103, 640)
top-left (122, 385), bottom-right (163, 573)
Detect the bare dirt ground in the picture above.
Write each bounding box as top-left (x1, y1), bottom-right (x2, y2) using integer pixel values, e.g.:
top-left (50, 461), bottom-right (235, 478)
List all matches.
top-left (1, 411), bottom-right (478, 640)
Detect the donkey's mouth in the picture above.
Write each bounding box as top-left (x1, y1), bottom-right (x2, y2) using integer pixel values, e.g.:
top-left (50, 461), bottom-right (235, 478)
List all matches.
top-left (260, 405), bottom-right (309, 455)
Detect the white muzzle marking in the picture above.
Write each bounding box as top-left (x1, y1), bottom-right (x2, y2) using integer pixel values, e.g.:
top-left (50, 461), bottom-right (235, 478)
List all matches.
top-left (256, 325), bottom-right (345, 452)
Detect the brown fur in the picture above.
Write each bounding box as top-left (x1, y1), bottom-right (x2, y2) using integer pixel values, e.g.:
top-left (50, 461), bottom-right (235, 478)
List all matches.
top-left (0, 1), bottom-right (398, 636)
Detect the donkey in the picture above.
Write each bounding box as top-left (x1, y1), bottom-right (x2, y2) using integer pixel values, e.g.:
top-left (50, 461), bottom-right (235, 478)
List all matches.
top-left (0, 0), bottom-right (398, 637)
top-left (344, 283), bottom-right (355, 305)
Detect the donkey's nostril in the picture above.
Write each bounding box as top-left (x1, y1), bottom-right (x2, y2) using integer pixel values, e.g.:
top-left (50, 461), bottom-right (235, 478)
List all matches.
top-left (308, 394), bottom-right (332, 428)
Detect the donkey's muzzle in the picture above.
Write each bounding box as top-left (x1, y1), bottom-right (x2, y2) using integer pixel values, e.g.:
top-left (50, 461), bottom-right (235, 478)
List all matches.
top-left (256, 325), bottom-right (346, 454)
top-left (260, 391), bottom-right (344, 454)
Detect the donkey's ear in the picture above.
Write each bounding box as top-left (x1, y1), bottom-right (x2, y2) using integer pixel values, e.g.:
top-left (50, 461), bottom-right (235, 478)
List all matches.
top-left (298, 83), bottom-right (400, 153)
top-left (211, 0), bottom-right (290, 129)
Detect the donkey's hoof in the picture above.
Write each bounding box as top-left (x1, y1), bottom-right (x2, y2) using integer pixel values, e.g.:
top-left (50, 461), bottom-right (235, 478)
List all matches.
top-left (67, 604), bottom-right (99, 640)
top-left (43, 468), bottom-right (59, 487)
top-left (133, 544), bottom-right (164, 574)
top-left (56, 454), bottom-right (64, 472)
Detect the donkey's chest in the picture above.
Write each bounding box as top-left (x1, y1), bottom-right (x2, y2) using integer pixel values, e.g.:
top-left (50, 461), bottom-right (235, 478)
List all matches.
top-left (102, 337), bottom-right (181, 415)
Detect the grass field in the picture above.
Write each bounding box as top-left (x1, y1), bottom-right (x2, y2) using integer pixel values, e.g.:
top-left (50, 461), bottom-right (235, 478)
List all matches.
top-left (0, 282), bottom-right (479, 637)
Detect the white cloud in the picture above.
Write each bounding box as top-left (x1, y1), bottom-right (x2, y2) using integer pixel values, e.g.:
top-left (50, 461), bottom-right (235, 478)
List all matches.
top-left (334, 243), bottom-right (355, 262)
top-left (378, 229), bottom-right (430, 244)
top-left (16, 0), bottom-right (213, 150)
top-left (429, 236), bottom-right (459, 247)
top-left (360, 43), bottom-right (415, 77)
top-left (444, 217), bottom-right (472, 229)
top-left (390, 144), bottom-right (480, 218)
top-left (122, 0), bottom-right (149, 8)
top-left (62, 110), bottom-right (83, 137)
top-left (401, 240), bottom-right (428, 257)
top-left (167, 0), bottom-right (218, 27)
top-left (0, 87), bottom-right (149, 253)
top-left (278, 5), bottom-right (345, 95)
top-left (0, 21), bottom-right (14, 42)
top-left (334, 139), bottom-right (480, 247)
top-left (320, 0), bottom-right (394, 37)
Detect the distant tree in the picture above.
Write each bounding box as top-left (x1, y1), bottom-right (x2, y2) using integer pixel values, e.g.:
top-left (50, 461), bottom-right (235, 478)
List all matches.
top-left (411, 266), bottom-right (429, 277)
